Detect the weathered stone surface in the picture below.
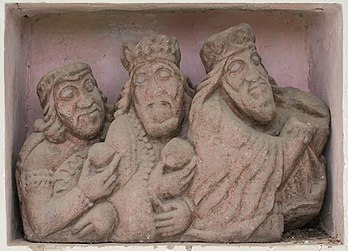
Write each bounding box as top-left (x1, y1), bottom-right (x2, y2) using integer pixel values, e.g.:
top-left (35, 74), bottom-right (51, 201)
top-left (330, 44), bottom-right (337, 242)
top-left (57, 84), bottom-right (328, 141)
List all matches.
top-left (17, 35), bottom-right (196, 243)
top-left (16, 25), bottom-right (330, 243)
top-left (16, 62), bottom-right (116, 242)
top-left (103, 34), bottom-right (196, 242)
top-left (185, 23), bottom-right (330, 242)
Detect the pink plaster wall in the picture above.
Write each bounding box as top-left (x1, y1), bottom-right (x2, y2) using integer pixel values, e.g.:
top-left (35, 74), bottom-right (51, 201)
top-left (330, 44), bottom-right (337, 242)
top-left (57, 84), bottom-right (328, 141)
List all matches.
top-left (26, 9), bottom-right (309, 132)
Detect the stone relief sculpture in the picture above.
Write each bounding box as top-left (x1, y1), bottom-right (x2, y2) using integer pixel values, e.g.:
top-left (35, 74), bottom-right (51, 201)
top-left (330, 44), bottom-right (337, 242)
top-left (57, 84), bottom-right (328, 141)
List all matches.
top-left (16, 62), bottom-right (116, 242)
top-left (185, 23), bottom-right (330, 242)
top-left (17, 35), bottom-right (196, 243)
top-left (16, 24), bottom-right (330, 243)
top-left (88, 34), bottom-right (196, 242)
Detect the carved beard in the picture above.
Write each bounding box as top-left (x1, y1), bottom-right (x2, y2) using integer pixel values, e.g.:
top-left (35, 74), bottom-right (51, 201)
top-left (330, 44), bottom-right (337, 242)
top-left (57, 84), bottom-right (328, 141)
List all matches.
top-left (133, 96), bottom-right (183, 138)
top-left (241, 80), bottom-right (276, 123)
top-left (222, 78), bottom-right (276, 124)
top-left (57, 103), bottom-right (105, 140)
top-left (74, 105), bottom-right (105, 139)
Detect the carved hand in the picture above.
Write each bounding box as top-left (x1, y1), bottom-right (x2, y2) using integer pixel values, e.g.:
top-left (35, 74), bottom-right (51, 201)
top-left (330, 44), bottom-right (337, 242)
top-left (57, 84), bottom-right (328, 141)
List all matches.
top-left (77, 154), bottom-right (120, 201)
top-left (154, 198), bottom-right (193, 237)
top-left (282, 116), bottom-right (315, 144)
top-left (71, 201), bottom-right (117, 241)
top-left (149, 156), bottom-right (196, 199)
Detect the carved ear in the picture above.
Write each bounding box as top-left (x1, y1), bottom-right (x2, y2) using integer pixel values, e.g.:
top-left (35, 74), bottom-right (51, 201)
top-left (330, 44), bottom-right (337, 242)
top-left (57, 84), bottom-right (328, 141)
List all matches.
top-left (121, 42), bottom-right (134, 72)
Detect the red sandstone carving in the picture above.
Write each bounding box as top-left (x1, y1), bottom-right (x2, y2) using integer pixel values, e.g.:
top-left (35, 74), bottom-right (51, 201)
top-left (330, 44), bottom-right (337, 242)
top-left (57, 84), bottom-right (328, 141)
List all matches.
top-left (185, 23), bottom-right (330, 242)
top-left (16, 25), bottom-right (329, 243)
top-left (16, 63), bottom-right (116, 242)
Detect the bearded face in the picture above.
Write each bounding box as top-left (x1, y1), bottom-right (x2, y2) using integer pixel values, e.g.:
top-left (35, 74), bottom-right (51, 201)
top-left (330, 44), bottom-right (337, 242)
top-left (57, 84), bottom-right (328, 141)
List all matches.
top-left (132, 62), bottom-right (185, 138)
top-left (53, 73), bottom-right (105, 140)
top-left (221, 47), bottom-right (276, 124)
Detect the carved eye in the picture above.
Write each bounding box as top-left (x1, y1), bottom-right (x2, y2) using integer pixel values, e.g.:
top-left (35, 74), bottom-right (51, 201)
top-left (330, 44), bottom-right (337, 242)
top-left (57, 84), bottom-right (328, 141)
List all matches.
top-left (59, 86), bottom-right (76, 101)
top-left (84, 79), bottom-right (95, 92)
top-left (134, 73), bottom-right (146, 85)
top-left (156, 68), bottom-right (172, 80)
top-left (251, 52), bottom-right (261, 65)
top-left (228, 60), bottom-right (244, 73)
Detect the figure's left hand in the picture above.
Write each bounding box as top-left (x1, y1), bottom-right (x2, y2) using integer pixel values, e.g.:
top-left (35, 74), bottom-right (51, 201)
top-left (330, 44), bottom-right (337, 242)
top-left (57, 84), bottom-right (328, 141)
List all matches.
top-left (71, 201), bottom-right (117, 241)
top-left (149, 157), bottom-right (196, 199)
top-left (154, 198), bottom-right (193, 238)
top-left (282, 116), bottom-right (315, 144)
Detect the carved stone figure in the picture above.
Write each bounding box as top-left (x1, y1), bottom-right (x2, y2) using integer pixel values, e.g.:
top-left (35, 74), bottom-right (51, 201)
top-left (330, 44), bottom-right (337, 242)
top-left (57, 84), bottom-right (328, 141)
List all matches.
top-left (17, 27), bottom-right (330, 244)
top-left (16, 62), bottom-right (117, 242)
top-left (185, 23), bottom-right (330, 242)
top-left (71, 34), bottom-right (196, 242)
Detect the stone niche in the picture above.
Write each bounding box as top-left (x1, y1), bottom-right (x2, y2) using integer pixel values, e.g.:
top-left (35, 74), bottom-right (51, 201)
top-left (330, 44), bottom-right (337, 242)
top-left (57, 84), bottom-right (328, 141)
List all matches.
top-left (4, 2), bottom-right (343, 248)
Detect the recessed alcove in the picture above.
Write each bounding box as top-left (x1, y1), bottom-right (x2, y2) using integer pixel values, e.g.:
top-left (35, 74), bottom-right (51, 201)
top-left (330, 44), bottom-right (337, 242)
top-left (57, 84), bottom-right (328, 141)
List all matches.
top-left (4, 2), bottom-right (344, 249)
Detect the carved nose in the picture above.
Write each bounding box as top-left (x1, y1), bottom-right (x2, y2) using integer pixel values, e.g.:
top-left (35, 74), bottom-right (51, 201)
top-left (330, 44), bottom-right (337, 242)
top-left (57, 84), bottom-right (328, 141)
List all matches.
top-left (146, 77), bottom-right (166, 97)
top-left (77, 93), bottom-right (93, 108)
top-left (245, 72), bottom-right (259, 82)
top-left (244, 65), bottom-right (260, 81)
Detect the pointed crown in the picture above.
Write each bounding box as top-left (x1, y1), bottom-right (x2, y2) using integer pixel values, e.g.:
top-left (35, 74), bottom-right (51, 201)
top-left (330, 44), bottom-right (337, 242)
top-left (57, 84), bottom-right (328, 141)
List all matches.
top-left (121, 34), bottom-right (181, 73)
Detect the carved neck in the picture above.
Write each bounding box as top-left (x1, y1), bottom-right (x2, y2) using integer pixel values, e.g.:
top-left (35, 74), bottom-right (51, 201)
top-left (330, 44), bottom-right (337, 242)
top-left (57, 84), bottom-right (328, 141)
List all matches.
top-left (65, 132), bottom-right (89, 148)
top-left (129, 106), bottom-right (174, 144)
top-left (128, 107), bottom-right (159, 166)
top-left (218, 87), bottom-right (251, 123)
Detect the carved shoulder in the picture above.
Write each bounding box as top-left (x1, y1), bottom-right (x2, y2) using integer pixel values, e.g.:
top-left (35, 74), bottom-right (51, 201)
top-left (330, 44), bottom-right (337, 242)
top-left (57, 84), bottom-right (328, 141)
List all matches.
top-left (17, 139), bottom-right (60, 193)
top-left (17, 132), bottom-right (45, 171)
top-left (275, 86), bottom-right (330, 124)
top-left (105, 113), bottom-right (138, 187)
top-left (105, 114), bottom-right (132, 150)
top-left (22, 140), bottom-right (63, 173)
top-left (194, 92), bottom-right (223, 134)
top-left (274, 87), bottom-right (330, 155)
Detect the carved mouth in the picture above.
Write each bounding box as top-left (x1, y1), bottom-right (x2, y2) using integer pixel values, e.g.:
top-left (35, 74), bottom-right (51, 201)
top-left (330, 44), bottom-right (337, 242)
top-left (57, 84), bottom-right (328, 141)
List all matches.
top-left (248, 84), bottom-right (263, 99)
top-left (248, 82), bottom-right (266, 92)
top-left (77, 106), bottom-right (102, 124)
top-left (80, 106), bottom-right (101, 117)
top-left (147, 100), bottom-right (172, 110)
top-left (144, 117), bottom-right (180, 137)
top-left (85, 109), bottom-right (99, 116)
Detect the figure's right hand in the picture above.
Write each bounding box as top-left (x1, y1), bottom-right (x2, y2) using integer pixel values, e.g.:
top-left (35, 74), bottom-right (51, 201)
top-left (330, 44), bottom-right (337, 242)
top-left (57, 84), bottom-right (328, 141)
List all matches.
top-left (77, 154), bottom-right (120, 201)
top-left (71, 201), bottom-right (117, 241)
